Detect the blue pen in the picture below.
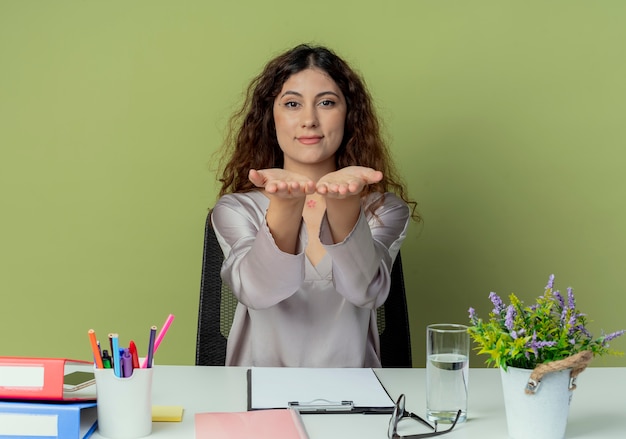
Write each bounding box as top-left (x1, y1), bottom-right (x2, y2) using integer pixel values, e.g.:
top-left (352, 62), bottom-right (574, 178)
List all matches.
top-left (122, 348), bottom-right (133, 378)
top-left (143, 326), bottom-right (157, 368)
top-left (111, 333), bottom-right (121, 377)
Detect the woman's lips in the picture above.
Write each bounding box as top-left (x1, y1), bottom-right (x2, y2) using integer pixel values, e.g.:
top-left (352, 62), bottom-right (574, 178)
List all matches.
top-left (297, 136), bottom-right (323, 145)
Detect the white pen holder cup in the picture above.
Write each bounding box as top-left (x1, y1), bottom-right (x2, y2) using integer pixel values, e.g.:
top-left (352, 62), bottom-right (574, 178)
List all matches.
top-left (94, 367), bottom-right (153, 439)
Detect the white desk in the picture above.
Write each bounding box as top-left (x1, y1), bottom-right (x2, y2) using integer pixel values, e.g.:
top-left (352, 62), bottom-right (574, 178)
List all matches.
top-left (90, 366), bottom-right (626, 439)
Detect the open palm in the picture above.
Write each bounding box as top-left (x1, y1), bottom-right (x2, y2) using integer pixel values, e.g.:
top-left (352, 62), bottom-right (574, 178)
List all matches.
top-left (316, 166), bottom-right (383, 198)
top-left (249, 169), bottom-right (316, 198)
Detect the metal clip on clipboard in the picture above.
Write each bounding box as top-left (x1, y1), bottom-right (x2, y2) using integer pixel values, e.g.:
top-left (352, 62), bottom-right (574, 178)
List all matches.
top-left (288, 399), bottom-right (355, 412)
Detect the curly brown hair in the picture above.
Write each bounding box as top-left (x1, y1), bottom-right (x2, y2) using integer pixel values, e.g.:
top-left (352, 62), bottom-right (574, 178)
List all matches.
top-left (216, 43), bottom-right (419, 220)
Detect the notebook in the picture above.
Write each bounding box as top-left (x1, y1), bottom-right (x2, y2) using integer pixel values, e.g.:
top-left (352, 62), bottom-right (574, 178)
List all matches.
top-left (195, 408), bottom-right (308, 439)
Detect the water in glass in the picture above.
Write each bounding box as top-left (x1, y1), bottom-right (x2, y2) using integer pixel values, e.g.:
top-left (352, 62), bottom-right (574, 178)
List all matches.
top-left (426, 353), bottom-right (468, 424)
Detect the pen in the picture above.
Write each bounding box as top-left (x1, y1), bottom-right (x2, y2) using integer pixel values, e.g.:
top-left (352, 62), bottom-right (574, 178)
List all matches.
top-left (88, 329), bottom-right (104, 369)
top-left (102, 350), bottom-right (112, 368)
top-left (129, 340), bottom-right (140, 369)
top-left (111, 333), bottom-right (121, 377)
top-left (142, 326), bottom-right (157, 368)
top-left (153, 314), bottom-right (175, 356)
top-left (122, 348), bottom-right (133, 378)
top-left (108, 333), bottom-right (115, 368)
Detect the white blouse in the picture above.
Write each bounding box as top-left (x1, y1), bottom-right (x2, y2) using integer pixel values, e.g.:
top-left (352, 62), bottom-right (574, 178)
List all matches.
top-left (211, 190), bottom-right (410, 367)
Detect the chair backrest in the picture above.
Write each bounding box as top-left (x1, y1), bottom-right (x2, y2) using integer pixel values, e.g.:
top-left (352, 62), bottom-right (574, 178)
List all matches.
top-left (195, 213), bottom-right (412, 367)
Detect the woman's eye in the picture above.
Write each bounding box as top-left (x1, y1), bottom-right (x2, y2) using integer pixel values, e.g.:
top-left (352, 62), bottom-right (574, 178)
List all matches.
top-left (283, 101), bottom-right (299, 108)
top-left (319, 100), bottom-right (335, 107)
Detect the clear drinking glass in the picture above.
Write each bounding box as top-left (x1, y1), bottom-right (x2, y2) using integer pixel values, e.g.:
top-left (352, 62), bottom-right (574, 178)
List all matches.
top-left (426, 323), bottom-right (469, 424)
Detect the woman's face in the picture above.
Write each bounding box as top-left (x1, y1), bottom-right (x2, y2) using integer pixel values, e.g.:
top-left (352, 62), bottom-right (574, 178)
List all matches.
top-left (273, 68), bottom-right (346, 174)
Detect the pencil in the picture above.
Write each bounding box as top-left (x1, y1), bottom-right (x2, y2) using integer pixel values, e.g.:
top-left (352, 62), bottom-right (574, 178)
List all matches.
top-left (153, 314), bottom-right (175, 356)
top-left (88, 329), bottom-right (104, 369)
top-left (142, 326), bottom-right (157, 368)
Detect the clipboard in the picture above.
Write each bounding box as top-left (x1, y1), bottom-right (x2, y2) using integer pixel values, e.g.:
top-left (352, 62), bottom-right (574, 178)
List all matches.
top-left (247, 367), bottom-right (395, 414)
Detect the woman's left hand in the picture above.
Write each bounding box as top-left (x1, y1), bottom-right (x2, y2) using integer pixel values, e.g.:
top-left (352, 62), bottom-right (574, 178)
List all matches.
top-left (316, 166), bottom-right (383, 198)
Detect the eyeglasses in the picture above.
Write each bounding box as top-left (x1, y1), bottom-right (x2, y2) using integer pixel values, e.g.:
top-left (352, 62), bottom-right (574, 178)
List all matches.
top-left (388, 394), bottom-right (461, 439)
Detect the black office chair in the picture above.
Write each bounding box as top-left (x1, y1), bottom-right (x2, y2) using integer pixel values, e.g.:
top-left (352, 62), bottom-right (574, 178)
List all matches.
top-left (195, 212), bottom-right (412, 367)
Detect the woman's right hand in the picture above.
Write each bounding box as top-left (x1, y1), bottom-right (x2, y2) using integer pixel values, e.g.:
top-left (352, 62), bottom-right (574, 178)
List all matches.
top-left (249, 169), bottom-right (314, 254)
top-left (249, 169), bottom-right (316, 198)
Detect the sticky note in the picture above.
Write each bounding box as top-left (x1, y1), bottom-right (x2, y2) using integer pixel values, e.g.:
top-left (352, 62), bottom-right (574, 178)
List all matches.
top-left (152, 405), bottom-right (184, 422)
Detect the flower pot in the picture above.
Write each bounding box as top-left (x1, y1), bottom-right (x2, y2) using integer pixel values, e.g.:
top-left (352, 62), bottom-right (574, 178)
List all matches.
top-left (500, 366), bottom-right (573, 439)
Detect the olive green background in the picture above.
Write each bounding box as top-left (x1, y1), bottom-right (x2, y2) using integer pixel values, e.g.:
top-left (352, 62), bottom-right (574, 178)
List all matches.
top-left (1, 1), bottom-right (624, 368)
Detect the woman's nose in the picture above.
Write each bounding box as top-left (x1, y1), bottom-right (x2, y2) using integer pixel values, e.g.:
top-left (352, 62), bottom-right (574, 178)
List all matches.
top-left (301, 106), bottom-right (318, 128)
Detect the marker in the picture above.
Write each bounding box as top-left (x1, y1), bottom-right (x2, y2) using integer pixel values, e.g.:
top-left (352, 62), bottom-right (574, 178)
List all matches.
top-left (129, 340), bottom-right (140, 369)
top-left (88, 329), bottom-right (104, 369)
top-left (108, 333), bottom-right (115, 368)
top-left (142, 326), bottom-right (157, 368)
top-left (122, 348), bottom-right (133, 378)
top-left (111, 333), bottom-right (121, 377)
top-left (153, 314), bottom-right (175, 356)
top-left (102, 350), bottom-right (112, 369)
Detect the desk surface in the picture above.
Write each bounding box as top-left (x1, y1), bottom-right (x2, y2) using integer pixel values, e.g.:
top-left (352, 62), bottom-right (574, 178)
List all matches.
top-left (90, 366), bottom-right (626, 439)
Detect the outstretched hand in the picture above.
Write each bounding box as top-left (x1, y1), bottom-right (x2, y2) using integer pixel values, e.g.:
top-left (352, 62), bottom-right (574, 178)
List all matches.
top-left (316, 166), bottom-right (383, 198)
top-left (249, 169), bottom-right (316, 198)
top-left (249, 166), bottom-right (383, 200)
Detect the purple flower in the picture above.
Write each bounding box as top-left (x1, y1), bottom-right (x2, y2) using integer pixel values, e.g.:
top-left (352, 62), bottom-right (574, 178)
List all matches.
top-left (526, 331), bottom-right (558, 357)
top-left (573, 324), bottom-right (592, 338)
top-left (567, 287), bottom-right (576, 310)
top-left (553, 291), bottom-right (565, 310)
top-left (546, 274), bottom-right (555, 290)
top-left (468, 307), bottom-right (477, 323)
top-left (528, 339), bottom-right (558, 357)
top-left (489, 292), bottom-right (505, 314)
top-left (505, 305), bottom-right (516, 331)
top-left (602, 330), bottom-right (626, 346)
top-left (566, 312), bottom-right (579, 335)
top-left (560, 306), bottom-right (568, 326)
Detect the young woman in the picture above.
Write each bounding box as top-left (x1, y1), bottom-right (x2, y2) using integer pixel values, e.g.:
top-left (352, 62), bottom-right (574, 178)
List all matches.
top-left (211, 44), bottom-right (418, 367)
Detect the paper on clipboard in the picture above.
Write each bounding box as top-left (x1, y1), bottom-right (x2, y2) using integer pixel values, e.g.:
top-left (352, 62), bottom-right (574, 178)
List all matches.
top-left (247, 367), bottom-right (394, 414)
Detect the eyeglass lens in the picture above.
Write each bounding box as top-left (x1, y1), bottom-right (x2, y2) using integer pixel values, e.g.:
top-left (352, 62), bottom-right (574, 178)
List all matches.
top-left (388, 394), bottom-right (461, 439)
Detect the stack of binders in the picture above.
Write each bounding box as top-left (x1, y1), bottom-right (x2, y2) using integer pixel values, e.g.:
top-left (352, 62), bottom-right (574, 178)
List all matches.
top-left (0, 356), bottom-right (98, 439)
